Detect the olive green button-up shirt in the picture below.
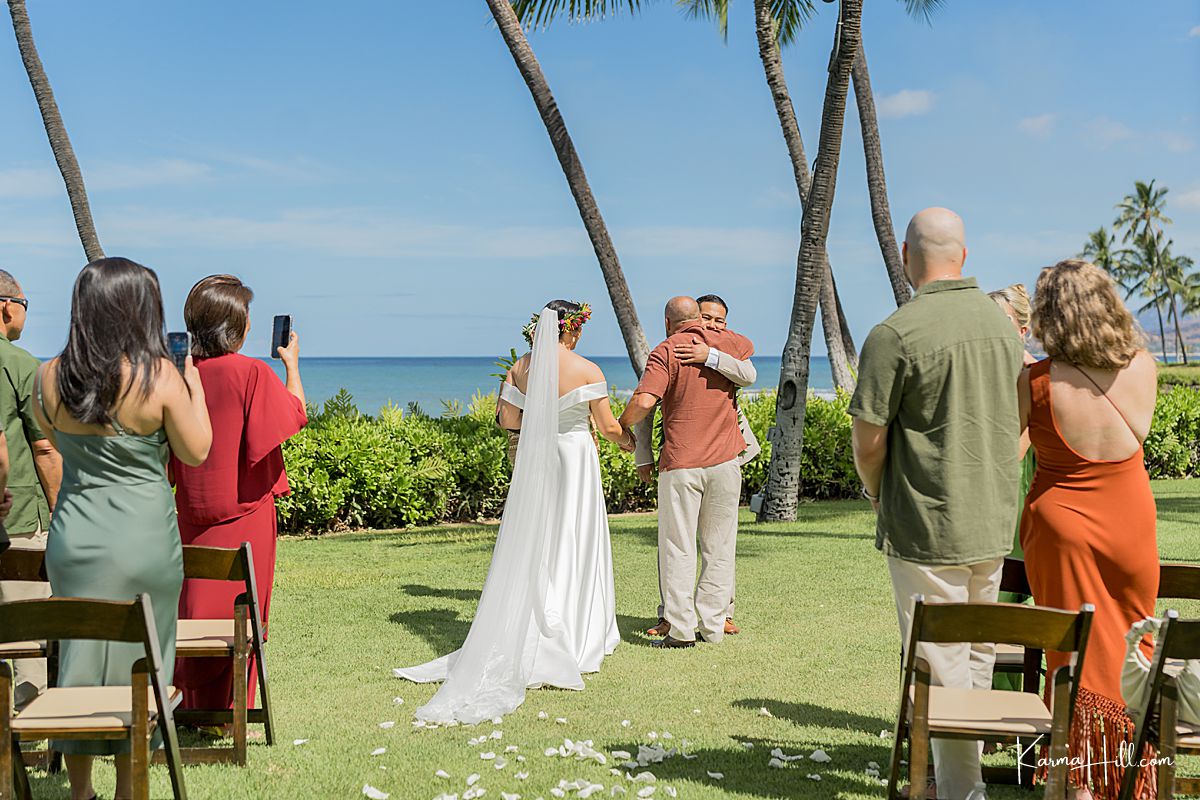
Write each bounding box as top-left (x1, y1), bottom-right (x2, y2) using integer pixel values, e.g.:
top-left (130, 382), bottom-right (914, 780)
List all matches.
top-left (0, 333), bottom-right (50, 534)
top-left (849, 278), bottom-right (1024, 565)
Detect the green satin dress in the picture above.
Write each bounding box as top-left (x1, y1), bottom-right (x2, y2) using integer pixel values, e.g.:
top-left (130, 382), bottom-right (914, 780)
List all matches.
top-left (992, 449), bottom-right (1036, 691)
top-left (43, 416), bottom-right (183, 755)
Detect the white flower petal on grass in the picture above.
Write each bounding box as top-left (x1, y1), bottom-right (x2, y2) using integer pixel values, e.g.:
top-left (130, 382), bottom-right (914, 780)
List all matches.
top-left (433, 794), bottom-right (459, 800)
top-left (501, 794), bottom-right (521, 800)
top-left (578, 785), bottom-right (605, 799)
top-left (758, 707), bottom-right (773, 718)
top-left (622, 761), bottom-right (639, 770)
top-left (436, 770), bottom-right (451, 779)
top-left (612, 751), bottom-right (632, 760)
top-left (468, 773), bottom-right (482, 786)
top-left (378, 721), bottom-right (396, 729)
top-left (550, 789), bottom-right (566, 799)
top-left (362, 785), bottom-right (390, 800)
top-left (680, 754), bottom-right (697, 761)
top-left (663, 789), bottom-right (677, 799)
top-left (740, 742), bottom-right (753, 750)
top-left (611, 788), bottom-right (627, 797)
top-left (636, 788), bottom-right (656, 798)
top-left (538, 711), bottom-right (549, 719)
top-left (293, 739), bottom-right (309, 746)
top-left (707, 772), bottom-right (724, 780)
top-left (492, 717), bottom-right (504, 725)
top-left (480, 752), bottom-right (496, 760)
top-left (868, 761), bottom-right (880, 770)
top-left (371, 747), bottom-right (387, 756)
top-left (661, 732), bottom-right (672, 740)
top-left (621, 720), bottom-right (631, 728)
top-left (392, 697), bottom-right (404, 705)
top-left (464, 789), bottom-right (487, 800)
top-left (646, 732), bottom-right (658, 740)
top-left (545, 748), bottom-right (559, 757)
top-left (516, 755), bottom-right (527, 763)
top-left (807, 774), bottom-right (822, 781)
top-left (809, 749), bottom-right (832, 763)
top-left (505, 745), bottom-right (519, 753)
top-left (627, 772), bottom-right (656, 784)
top-left (768, 758), bottom-right (787, 769)
top-left (494, 758), bottom-right (508, 770)
top-left (879, 729), bottom-right (890, 738)
top-left (555, 718), bottom-right (568, 725)
top-left (515, 771), bottom-right (529, 780)
top-left (693, 709), bottom-right (701, 714)
top-left (490, 730), bottom-right (504, 740)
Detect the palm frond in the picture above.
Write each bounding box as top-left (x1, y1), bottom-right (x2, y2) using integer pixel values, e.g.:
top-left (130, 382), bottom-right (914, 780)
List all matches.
top-left (512, 0), bottom-right (646, 28)
top-left (677, 0), bottom-right (730, 41)
top-left (769, 0), bottom-right (817, 46)
top-left (902, 0), bottom-right (944, 24)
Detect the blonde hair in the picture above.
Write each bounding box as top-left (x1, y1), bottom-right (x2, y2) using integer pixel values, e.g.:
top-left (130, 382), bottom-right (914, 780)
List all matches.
top-left (988, 284), bottom-right (1031, 329)
top-left (1031, 259), bottom-right (1143, 370)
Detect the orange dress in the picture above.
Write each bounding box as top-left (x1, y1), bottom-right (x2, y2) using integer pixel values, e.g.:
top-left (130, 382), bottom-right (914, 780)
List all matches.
top-left (1021, 359), bottom-right (1158, 799)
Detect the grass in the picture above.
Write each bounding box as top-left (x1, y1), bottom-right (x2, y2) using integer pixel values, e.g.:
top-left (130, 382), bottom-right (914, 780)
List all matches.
top-left (1158, 362), bottom-right (1200, 386)
top-left (24, 479), bottom-right (1200, 799)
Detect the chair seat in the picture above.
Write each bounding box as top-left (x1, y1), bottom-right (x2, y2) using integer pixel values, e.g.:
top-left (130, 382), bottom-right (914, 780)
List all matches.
top-left (0, 640), bottom-right (44, 658)
top-left (1176, 722), bottom-right (1200, 749)
top-left (909, 686), bottom-right (1053, 736)
top-left (994, 643), bottom-right (1025, 667)
top-left (14, 685), bottom-right (181, 733)
top-left (176, 619), bottom-right (250, 655)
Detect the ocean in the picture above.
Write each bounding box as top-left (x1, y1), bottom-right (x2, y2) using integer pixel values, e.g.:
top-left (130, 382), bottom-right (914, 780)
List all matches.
top-left (262, 356), bottom-right (834, 415)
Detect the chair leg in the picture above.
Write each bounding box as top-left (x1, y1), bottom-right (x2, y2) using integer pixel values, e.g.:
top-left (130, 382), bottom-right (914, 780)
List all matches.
top-left (255, 642), bottom-right (275, 746)
top-left (1, 664), bottom-right (13, 800)
top-left (1, 741), bottom-right (12, 800)
top-left (909, 661), bottom-right (931, 800)
top-left (233, 607), bottom-right (249, 766)
top-left (1159, 684), bottom-right (1179, 800)
top-left (1045, 667), bottom-right (1073, 800)
top-left (11, 747), bottom-right (31, 800)
top-left (132, 673), bottom-right (151, 800)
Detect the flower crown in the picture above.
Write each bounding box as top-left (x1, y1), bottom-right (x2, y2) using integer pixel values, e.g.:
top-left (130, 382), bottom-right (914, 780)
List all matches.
top-left (522, 303), bottom-right (592, 347)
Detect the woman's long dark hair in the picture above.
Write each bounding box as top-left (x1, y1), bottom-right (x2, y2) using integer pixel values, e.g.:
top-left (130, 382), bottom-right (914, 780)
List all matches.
top-left (56, 258), bottom-right (169, 426)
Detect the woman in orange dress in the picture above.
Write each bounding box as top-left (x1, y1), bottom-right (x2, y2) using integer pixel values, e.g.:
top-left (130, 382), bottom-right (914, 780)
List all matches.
top-left (1020, 260), bottom-right (1159, 800)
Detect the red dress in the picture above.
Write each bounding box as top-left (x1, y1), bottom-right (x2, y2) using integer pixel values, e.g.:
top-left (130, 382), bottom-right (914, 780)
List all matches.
top-left (1021, 359), bottom-right (1158, 799)
top-left (171, 353), bottom-right (307, 711)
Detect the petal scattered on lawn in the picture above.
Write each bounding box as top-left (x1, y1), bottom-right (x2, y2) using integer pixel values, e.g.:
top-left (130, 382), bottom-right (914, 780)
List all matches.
top-left (480, 752), bottom-right (496, 760)
top-left (378, 721), bottom-right (396, 729)
top-left (501, 794), bottom-right (520, 800)
top-left (555, 718), bottom-right (568, 725)
top-left (707, 772), bottom-right (724, 780)
top-left (879, 729), bottom-right (890, 739)
top-left (661, 732), bottom-right (673, 740)
top-left (768, 758), bottom-right (787, 769)
top-left (545, 748), bottom-right (559, 757)
top-left (807, 774), bottom-right (822, 781)
top-left (293, 739), bottom-right (309, 746)
top-left (515, 771), bottom-right (529, 781)
top-left (516, 755), bottom-right (527, 763)
top-left (663, 789), bottom-right (677, 799)
top-left (680, 754), bottom-right (697, 761)
top-left (490, 730), bottom-right (504, 740)
top-left (636, 788), bottom-right (655, 798)
top-left (627, 771), bottom-right (656, 784)
top-left (467, 773), bottom-right (481, 786)
top-left (611, 788), bottom-right (627, 797)
top-left (693, 709), bottom-right (701, 714)
top-left (578, 784), bottom-right (605, 799)
top-left (464, 788), bottom-right (486, 800)
top-left (550, 789), bottom-right (566, 799)
top-left (740, 742), bottom-right (753, 750)
top-left (392, 697), bottom-right (405, 705)
top-left (494, 758), bottom-right (508, 770)
top-left (621, 720), bottom-right (631, 728)
top-left (809, 749), bottom-right (832, 763)
top-left (433, 794), bottom-right (458, 800)
top-left (612, 751), bottom-right (632, 760)
top-left (758, 707), bottom-right (773, 718)
top-left (646, 732), bottom-right (658, 740)
top-left (371, 748), bottom-right (387, 756)
top-left (436, 770), bottom-right (451, 779)
top-left (538, 711), bottom-right (549, 719)
top-left (868, 761), bottom-right (880, 770)
top-left (362, 785), bottom-right (389, 800)
top-left (492, 717), bottom-right (504, 725)
top-left (505, 745), bottom-right (519, 753)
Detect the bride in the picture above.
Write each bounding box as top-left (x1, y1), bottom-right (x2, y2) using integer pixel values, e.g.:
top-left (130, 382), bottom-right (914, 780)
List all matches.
top-left (394, 301), bottom-right (633, 724)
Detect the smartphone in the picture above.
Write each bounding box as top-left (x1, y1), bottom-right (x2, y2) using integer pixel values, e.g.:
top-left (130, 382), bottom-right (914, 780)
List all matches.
top-left (167, 331), bottom-right (191, 374)
top-left (271, 315), bottom-right (293, 359)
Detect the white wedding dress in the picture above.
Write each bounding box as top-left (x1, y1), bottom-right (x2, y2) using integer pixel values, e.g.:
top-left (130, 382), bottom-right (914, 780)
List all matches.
top-left (393, 308), bottom-right (620, 724)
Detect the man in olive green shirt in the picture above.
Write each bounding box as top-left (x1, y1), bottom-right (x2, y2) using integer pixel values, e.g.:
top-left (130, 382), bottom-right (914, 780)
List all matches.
top-left (0, 269), bottom-right (62, 712)
top-left (850, 209), bottom-right (1022, 800)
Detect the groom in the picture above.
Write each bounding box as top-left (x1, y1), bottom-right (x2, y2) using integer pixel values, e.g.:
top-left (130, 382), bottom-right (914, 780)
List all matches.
top-left (619, 297), bottom-right (753, 648)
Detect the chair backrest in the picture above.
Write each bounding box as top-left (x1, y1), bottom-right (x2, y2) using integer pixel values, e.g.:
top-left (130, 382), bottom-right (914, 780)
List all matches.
top-left (182, 543), bottom-right (251, 582)
top-left (1158, 563), bottom-right (1200, 602)
top-left (0, 595), bottom-right (158, 660)
top-left (0, 546), bottom-right (47, 582)
top-left (913, 596), bottom-right (1095, 653)
top-left (1000, 557), bottom-right (1031, 596)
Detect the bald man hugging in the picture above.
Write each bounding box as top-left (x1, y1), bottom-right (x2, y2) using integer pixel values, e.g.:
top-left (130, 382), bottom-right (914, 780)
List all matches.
top-left (619, 297), bottom-right (753, 649)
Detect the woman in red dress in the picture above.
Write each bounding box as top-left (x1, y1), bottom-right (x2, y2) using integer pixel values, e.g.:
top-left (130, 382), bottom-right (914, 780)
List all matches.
top-left (1020, 260), bottom-right (1159, 800)
top-left (171, 275), bottom-right (307, 714)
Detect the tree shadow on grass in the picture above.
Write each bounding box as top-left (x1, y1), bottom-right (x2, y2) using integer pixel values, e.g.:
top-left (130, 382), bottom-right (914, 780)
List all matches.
top-left (403, 584), bottom-right (481, 602)
top-left (617, 613), bottom-right (662, 648)
top-left (1156, 494), bottom-right (1200, 526)
top-left (389, 607), bottom-right (471, 655)
top-left (733, 698), bottom-right (893, 735)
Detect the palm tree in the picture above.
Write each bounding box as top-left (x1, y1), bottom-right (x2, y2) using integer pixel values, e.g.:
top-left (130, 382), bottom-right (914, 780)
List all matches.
top-left (1121, 231), bottom-right (1171, 361)
top-left (1082, 226), bottom-right (1120, 276)
top-left (758, 0), bottom-right (863, 522)
top-left (7, 0), bottom-right (103, 262)
top-left (1159, 238), bottom-right (1195, 363)
top-left (1114, 180), bottom-right (1172, 362)
top-left (486, 0), bottom-right (651, 373)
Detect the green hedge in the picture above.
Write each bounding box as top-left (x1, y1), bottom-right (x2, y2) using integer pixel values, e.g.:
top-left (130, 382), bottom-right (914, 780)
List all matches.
top-left (277, 384), bottom-right (1200, 533)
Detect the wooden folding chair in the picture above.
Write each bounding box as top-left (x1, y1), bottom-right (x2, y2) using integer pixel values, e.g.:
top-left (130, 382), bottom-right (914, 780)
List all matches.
top-left (171, 543), bottom-right (274, 765)
top-left (0, 595), bottom-right (187, 800)
top-left (0, 547), bottom-right (48, 665)
top-left (991, 557), bottom-right (1045, 696)
top-left (886, 596), bottom-right (1094, 800)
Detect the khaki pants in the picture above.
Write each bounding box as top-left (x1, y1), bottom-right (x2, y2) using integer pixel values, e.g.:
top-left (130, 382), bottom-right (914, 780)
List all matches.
top-left (887, 555), bottom-right (1004, 800)
top-left (1, 527), bottom-right (49, 712)
top-left (658, 459), bottom-right (741, 644)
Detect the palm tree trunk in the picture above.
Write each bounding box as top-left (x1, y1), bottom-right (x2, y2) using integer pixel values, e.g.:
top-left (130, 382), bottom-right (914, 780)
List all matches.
top-left (1155, 298), bottom-right (1168, 362)
top-left (759, 0), bottom-right (863, 522)
top-left (752, 0), bottom-right (855, 394)
top-left (851, 40), bottom-right (909, 306)
top-left (485, 0), bottom-right (650, 374)
top-left (1170, 293), bottom-right (1187, 364)
top-left (7, 0), bottom-right (103, 262)
top-left (831, 269), bottom-right (858, 368)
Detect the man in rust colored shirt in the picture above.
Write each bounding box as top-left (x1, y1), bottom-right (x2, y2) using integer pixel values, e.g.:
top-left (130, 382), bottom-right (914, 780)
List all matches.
top-left (619, 297), bottom-right (753, 648)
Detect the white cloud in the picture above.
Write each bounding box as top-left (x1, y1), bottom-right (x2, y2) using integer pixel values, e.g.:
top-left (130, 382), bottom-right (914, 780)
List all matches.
top-left (0, 158), bottom-right (212, 199)
top-left (1177, 189), bottom-right (1200, 210)
top-left (1018, 113), bottom-right (1056, 136)
top-left (1163, 132), bottom-right (1195, 153)
top-left (875, 89), bottom-right (935, 119)
top-left (1189, 25), bottom-right (1200, 37)
top-left (1088, 116), bottom-right (1134, 146)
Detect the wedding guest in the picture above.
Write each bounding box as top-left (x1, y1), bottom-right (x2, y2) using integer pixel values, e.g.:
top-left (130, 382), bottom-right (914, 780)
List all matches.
top-left (1020, 260), bottom-right (1158, 800)
top-left (643, 293), bottom-right (758, 637)
top-left (171, 274), bottom-right (307, 718)
top-left (0, 269), bottom-right (62, 713)
top-left (619, 296), bottom-right (752, 649)
top-left (851, 208), bottom-right (1023, 800)
top-left (33, 257), bottom-right (211, 800)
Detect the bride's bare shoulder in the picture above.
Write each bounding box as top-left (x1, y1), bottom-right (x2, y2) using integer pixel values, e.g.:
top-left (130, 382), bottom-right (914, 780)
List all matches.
top-left (563, 351), bottom-right (605, 385)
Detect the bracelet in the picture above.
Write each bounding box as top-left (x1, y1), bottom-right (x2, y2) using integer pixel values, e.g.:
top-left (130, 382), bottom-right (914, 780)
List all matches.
top-left (861, 485), bottom-right (879, 502)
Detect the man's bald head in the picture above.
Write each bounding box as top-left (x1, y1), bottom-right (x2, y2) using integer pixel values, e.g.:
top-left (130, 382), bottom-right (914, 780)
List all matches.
top-left (664, 296), bottom-right (700, 335)
top-left (903, 207), bottom-right (967, 287)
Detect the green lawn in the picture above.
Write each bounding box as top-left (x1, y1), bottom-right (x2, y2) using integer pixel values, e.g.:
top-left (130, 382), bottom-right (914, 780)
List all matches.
top-left (25, 479), bottom-right (1200, 799)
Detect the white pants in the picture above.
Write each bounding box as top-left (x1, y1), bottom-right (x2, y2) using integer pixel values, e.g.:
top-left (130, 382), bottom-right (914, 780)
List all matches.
top-left (658, 460), bottom-right (741, 644)
top-left (887, 555), bottom-right (1004, 800)
top-left (1, 527), bottom-right (49, 712)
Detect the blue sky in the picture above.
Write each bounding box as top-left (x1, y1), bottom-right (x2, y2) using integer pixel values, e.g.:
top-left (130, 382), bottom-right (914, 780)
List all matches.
top-left (1, 0), bottom-right (1197, 358)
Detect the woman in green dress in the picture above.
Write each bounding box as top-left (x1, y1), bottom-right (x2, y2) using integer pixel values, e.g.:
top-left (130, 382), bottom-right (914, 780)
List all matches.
top-left (34, 258), bottom-right (211, 800)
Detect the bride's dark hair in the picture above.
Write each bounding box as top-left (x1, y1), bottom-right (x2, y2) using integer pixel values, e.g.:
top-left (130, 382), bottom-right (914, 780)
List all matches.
top-left (545, 300), bottom-right (582, 333)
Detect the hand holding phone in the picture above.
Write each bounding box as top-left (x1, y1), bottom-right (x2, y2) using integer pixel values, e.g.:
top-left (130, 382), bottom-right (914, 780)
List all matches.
top-left (167, 332), bottom-right (191, 375)
top-left (271, 315), bottom-right (293, 360)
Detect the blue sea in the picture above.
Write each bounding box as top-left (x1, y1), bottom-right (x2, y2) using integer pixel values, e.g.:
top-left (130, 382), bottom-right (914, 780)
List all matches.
top-left (263, 356), bottom-right (834, 415)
